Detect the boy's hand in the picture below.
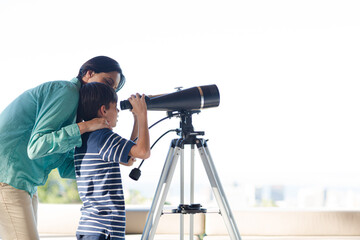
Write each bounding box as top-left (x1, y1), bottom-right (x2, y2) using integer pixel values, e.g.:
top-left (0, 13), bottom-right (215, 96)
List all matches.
top-left (120, 157), bottom-right (136, 166)
top-left (128, 93), bottom-right (147, 118)
top-left (128, 157), bottom-right (136, 166)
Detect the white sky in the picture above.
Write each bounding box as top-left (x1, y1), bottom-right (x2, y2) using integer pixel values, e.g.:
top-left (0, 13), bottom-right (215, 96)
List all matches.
top-left (0, 0), bottom-right (360, 186)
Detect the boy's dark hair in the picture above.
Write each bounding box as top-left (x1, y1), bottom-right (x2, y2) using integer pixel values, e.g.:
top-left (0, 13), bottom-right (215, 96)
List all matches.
top-left (77, 56), bottom-right (126, 91)
top-left (77, 82), bottom-right (118, 122)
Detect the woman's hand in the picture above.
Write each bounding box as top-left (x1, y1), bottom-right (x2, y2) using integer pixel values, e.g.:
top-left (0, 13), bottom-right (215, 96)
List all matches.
top-left (77, 118), bottom-right (110, 134)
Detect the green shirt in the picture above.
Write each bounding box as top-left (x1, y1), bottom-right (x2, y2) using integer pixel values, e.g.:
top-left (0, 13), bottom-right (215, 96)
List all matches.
top-left (0, 78), bottom-right (82, 197)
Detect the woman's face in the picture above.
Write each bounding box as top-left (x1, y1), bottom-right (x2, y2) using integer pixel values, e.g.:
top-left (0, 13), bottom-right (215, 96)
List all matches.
top-left (84, 71), bottom-right (121, 90)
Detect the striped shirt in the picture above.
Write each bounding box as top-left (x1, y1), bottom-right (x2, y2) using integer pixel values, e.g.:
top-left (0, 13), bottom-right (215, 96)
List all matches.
top-left (74, 128), bottom-right (135, 240)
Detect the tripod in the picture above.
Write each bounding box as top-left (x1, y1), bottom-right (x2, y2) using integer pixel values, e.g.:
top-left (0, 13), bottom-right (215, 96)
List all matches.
top-left (141, 111), bottom-right (241, 240)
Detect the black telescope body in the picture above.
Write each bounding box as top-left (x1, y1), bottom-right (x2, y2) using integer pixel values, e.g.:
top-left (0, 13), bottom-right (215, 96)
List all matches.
top-left (120, 85), bottom-right (220, 111)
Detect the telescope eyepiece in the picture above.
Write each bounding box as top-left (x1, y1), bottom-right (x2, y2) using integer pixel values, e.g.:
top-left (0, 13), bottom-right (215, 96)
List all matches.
top-left (120, 96), bottom-right (151, 110)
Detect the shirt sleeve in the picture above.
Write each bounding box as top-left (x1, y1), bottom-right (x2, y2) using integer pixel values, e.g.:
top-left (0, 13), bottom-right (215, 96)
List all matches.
top-left (27, 82), bottom-right (82, 160)
top-left (97, 129), bottom-right (135, 163)
top-left (57, 149), bottom-right (76, 179)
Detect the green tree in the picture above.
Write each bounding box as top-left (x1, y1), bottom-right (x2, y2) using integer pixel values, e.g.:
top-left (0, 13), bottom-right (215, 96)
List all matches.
top-left (38, 169), bottom-right (81, 204)
top-left (125, 189), bottom-right (148, 205)
top-left (38, 170), bottom-right (151, 205)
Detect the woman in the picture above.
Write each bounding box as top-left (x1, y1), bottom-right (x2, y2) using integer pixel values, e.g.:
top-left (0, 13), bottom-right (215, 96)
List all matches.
top-left (0, 56), bottom-right (126, 240)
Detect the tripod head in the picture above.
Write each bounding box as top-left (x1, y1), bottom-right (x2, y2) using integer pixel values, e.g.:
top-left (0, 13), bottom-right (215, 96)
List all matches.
top-left (129, 110), bottom-right (205, 181)
top-left (176, 110), bottom-right (204, 144)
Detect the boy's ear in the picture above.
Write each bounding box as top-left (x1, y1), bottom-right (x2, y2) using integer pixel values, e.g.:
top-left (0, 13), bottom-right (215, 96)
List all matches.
top-left (97, 105), bottom-right (107, 117)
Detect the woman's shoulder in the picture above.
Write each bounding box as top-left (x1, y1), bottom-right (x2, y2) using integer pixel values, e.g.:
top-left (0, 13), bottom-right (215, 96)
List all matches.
top-left (44, 80), bottom-right (79, 92)
top-left (30, 79), bottom-right (78, 94)
top-left (30, 80), bottom-right (79, 102)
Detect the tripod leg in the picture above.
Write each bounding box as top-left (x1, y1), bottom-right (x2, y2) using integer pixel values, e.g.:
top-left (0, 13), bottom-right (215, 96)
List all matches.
top-left (180, 146), bottom-right (184, 240)
top-left (142, 143), bottom-right (175, 239)
top-left (190, 144), bottom-right (195, 240)
top-left (142, 139), bottom-right (183, 240)
top-left (196, 139), bottom-right (242, 240)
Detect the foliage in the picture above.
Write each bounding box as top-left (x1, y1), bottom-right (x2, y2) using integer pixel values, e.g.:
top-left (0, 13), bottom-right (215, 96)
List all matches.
top-left (125, 189), bottom-right (148, 205)
top-left (255, 199), bottom-right (278, 207)
top-left (38, 169), bottom-right (81, 204)
top-left (38, 170), bottom-right (150, 205)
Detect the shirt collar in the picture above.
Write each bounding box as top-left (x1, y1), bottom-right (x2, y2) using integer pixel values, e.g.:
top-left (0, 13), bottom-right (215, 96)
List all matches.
top-left (70, 77), bottom-right (82, 91)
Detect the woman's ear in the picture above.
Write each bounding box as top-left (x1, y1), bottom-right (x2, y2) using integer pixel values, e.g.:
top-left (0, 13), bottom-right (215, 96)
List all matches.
top-left (82, 70), bottom-right (95, 83)
top-left (97, 105), bottom-right (107, 117)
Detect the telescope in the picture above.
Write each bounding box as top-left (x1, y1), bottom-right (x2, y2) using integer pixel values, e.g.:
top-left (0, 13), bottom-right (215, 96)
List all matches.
top-left (124, 84), bottom-right (241, 239)
top-left (120, 84), bottom-right (220, 111)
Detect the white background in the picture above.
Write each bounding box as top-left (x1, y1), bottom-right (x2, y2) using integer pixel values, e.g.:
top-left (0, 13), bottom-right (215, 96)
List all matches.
top-left (1, 0), bottom-right (360, 190)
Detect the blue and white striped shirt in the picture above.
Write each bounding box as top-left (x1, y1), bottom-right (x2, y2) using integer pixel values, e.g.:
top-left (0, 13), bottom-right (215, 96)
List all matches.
top-left (74, 128), bottom-right (135, 240)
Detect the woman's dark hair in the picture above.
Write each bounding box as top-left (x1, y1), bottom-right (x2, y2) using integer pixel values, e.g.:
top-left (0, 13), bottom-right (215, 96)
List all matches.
top-left (77, 82), bottom-right (118, 122)
top-left (77, 56), bottom-right (126, 91)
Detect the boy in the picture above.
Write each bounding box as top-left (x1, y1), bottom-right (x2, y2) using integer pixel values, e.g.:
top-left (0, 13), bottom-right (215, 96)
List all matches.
top-left (75, 82), bottom-right (150, 240)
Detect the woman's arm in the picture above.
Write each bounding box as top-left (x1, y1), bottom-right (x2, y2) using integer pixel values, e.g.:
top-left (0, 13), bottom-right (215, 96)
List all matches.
top-left (57, 149), bottom-right (76, 179)
top-left (27, 85), bottom-right (81, 160)
top-left (27, 83), bottom-right (109, 160)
